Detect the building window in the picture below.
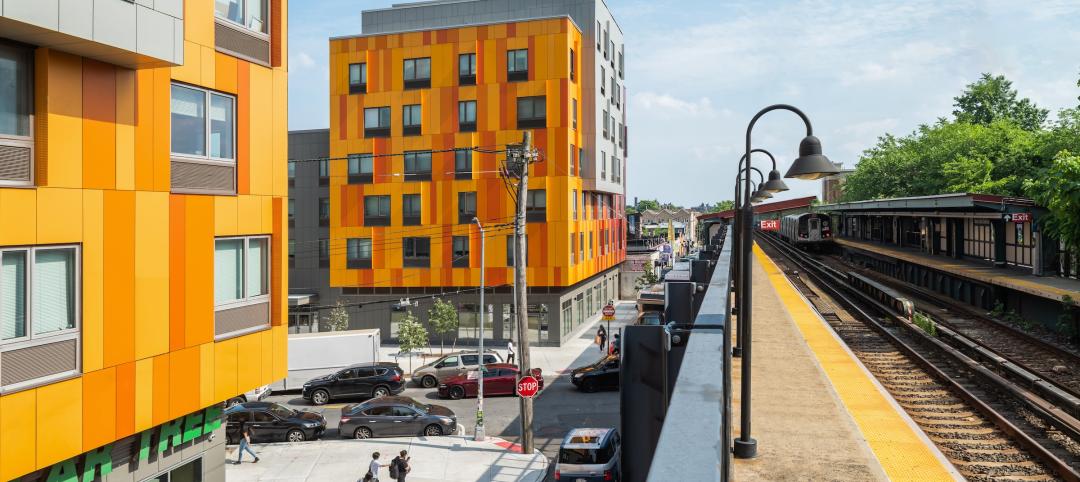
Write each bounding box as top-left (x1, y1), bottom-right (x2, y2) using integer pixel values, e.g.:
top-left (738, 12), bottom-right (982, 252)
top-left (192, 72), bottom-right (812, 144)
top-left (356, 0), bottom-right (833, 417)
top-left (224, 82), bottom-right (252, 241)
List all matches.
top-left (458, 191), bottom-right (477, 224)
top-left (348, 63), bottom-right (367, 94)
top-left (403, 238), bottom-right (431, 268)
top-left (364, 195), bottom-right (391, 226)
top-left (570, 234), bottom-right (576, 265)
top-left (215, 0), bottom-right (268, 33)
top-left (171, 83), bottom-right (236, 162)
top-left (402, 194), bottom-right (422, 225)
top-left (403, 57), bottom-right (431, 89)
top-left (455, 149), bottom-right (473, 180)
top-left (612, 78), bottom-right (619, 108)
top-left (588, 232), bottom-right (594, 258)
top-left (572, 190), bottom-right (578, 220)
top-left (506, 235), bottom-right (527, 266)
top-left (609, 40), bottom-right (615, 65)
top-left (318, 197), bottom-right (330, 226)
top-left (578, 147), bottom-right (585, 176)
top-left (452, 236), bottom-right (470, 268)
top-left (347, 238), bottom-right (372, 269)
top-left (318, 238), bottom-right (329, 268)
top-left (619, 46), bottom-right (625, 78)
top-left (287, 199), bottom-right (294, 226)
top-left (287, 161), bottom-right (295, 186)
top-left (214, 236), bottom-right (269, 325)
top-left (570, 144), bottom-right (576, 175)
top-left (402, 104), bottom-right (422, 136)
top-left (600, 66), bottom-right (606, 96)
top-left (404, 151), bottom-right (432, 181)
top-left (0, 42), bottom-right (33, 187)
top-left (571, 99), bottom-right (578, 130)
top-left (458, 100), bottom-right (477, 132)
top-left (601, 151), bottom-right (606, 179)
top-left (318, 159), bottom-right (329, 186)
top-left (459, 53), bottom-right (476, 85)
top-left (596, 21), bottom-right (601, 49)
top-left (364, 107), bottom-right (391, 137)
top-left (288, 240), bottom-right (295, 267)
top-left (1, 247), bottom-right (79, 358)
top-left (569, 48), bottom-right (576, 82)
top-left (516, 96), bottom-right (546, 129)
top-left (348, 153), bottom-right (373, 184)
top-left (526, 189), bottom-right (546, 222)
top-left (602, 109), bottom-right (609, 139)
top-left (507, 49), bottom-right (528, 81)
top-left (579, 232), bottom-right (585, 261)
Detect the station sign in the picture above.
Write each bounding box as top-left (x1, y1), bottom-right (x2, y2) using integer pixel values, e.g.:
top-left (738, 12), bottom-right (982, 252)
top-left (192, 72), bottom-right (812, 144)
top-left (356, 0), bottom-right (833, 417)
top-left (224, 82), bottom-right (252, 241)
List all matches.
top-left (1004, 213), bottom-right (1031, 223)
top-left (760, 219), bottom-right (780, 231)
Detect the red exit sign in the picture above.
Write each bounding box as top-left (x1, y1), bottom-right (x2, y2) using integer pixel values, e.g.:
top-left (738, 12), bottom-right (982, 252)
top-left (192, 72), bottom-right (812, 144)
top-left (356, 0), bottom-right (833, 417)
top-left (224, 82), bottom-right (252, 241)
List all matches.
top-left (1005, 213), bottom-right (1031, 223)
top-left (760, 220), bottom-right (780, 231)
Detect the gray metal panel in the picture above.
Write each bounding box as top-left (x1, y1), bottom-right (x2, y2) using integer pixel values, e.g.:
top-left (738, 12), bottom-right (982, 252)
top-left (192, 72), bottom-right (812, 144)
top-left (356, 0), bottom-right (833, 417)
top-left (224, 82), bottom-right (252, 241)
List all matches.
top-left (215, 302), bottom-right (271, 337)
top-left (93, 0), bottom-right (138, 52)
top-left (58, 0), bottom-right (93, 38)
top-left (1, 338), bottom-right (78, 387)
top-left (155, 0), bottom-right (183, 19)
top-left (0, 143), bottom-right (33, 183)
top-left (136, 4), bottom-right (176, 61)
top-left (171, 159), bottom-right (236, 194)
top-left (215, 21), bottom-right (271, 65)
top-left (3, 0), bottom-right (59, 30)
top-left (288, 129), bottom-right (333, 304)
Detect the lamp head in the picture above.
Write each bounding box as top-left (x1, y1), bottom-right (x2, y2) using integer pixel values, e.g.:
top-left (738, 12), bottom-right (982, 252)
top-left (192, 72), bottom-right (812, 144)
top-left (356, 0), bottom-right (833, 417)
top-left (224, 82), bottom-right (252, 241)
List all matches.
top-left (785, 135), bottom-right (839, 180)
top-left (762, 169), bottom-right (789, 193)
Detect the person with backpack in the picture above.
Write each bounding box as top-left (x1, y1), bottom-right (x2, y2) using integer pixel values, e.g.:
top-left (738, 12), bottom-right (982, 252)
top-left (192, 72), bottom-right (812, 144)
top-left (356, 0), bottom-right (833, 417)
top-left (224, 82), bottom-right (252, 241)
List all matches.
top-left (389, 450), bottom-right (411, 481)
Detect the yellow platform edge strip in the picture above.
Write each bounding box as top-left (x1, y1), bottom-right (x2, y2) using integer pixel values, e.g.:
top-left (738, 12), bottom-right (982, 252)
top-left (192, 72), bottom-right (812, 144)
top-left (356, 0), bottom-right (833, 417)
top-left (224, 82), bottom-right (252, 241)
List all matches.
top-left (753, 244), bottom-right (960, 482)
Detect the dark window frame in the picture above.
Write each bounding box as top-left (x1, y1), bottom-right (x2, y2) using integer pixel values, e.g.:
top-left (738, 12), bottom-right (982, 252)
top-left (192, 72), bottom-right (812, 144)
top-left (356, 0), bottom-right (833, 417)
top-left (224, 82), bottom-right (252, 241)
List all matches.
top-left (458, 53), bottom-right (476, 85)
top-left (569, 48), bottom-right (576, 82)
top-left (348, 62), bottom-right (367, 94)
top-left (348, 153), bottom-right (374, 184)
top-left (403, 237), bottom-right (431, 268)
top-left (455, 149), bottom-right (473, 180)
top-left (458, 191), bottom-right (477, 224)
top-left (458, 100), bottom-right (477, 132)
top-left (526, 189), bottom-right (546, 222)
top-left (402, 104), bottom-right (422, 136)
top-left (404, 151), bottom-right (432, 181)
top-left (318, 197), bottom-right (330, 227)
top-left (347, 238), bottom-right (372, 269)
top-left (403, 57), bottom-right (431, 89)
top-left (516, 96), bottom-right (546, 129)
top-left (452, 236), bottom-right (470, 268)
top-left (364, 106), bottom-right (391, 138)
top-left (363, 195), bottom-right (391, 226)
top-left (402, 193), bottom-right (422, 226)
top-left (507, 49), bottom-right (528, 82)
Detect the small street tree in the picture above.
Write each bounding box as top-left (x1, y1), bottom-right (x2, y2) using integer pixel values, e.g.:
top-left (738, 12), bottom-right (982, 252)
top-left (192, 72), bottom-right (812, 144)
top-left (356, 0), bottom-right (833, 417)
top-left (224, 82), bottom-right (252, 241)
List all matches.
top-left (428, 298), bottom-right (460, 355)
top-left (635, 261), bottom-right (660, 290)
top-left (323, 301), bottom-right (350, 331)
top-left (396, 311), bottom-right (428, 372)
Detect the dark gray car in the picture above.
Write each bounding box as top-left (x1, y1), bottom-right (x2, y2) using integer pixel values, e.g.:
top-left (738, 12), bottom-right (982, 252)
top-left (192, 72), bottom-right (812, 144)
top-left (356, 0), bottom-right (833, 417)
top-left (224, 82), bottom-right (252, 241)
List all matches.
top-left (338, 396), bottom-right (457, 439)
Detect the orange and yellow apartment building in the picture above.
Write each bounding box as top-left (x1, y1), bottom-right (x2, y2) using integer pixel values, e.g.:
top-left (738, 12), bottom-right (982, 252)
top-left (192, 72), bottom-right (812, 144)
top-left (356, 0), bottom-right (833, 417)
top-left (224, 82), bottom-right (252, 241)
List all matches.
top-left (0, 0), bottom-right (288, 480)
top-left (311, 0), bottom-right (627, 346)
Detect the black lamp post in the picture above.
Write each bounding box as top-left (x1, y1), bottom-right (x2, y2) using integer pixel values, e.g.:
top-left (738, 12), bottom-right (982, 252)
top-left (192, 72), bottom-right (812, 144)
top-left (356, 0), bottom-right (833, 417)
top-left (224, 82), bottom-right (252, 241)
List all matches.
top-left (734, 105), bottom-right (837, 460)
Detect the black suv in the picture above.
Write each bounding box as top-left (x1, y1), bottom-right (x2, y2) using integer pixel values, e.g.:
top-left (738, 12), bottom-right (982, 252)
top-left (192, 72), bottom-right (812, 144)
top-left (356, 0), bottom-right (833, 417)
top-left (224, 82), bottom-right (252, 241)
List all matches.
top-left (302, 362), bottom-right (406, 405)
top-left (570, 354), bottom-right (620, 392)
top-left (225, 402), bottom-right (326, 443)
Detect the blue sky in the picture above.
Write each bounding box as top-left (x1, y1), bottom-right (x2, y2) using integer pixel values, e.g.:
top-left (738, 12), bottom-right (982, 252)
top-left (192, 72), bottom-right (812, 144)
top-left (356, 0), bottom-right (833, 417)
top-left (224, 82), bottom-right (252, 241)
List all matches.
top-left (287, 0), bottom-right (1080, 206)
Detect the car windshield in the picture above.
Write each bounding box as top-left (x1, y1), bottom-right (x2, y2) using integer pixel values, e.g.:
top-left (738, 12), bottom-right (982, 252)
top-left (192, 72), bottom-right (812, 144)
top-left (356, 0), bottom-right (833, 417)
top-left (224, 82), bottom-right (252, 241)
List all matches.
top-left (268, 403), bottom-right (295, 419)
top-left (558, 447), bottom-right (612, 465)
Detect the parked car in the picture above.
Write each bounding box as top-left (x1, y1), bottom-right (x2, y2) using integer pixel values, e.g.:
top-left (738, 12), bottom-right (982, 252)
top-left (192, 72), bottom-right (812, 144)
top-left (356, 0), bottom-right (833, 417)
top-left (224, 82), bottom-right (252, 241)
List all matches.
top-left (226, 384), bottom-right (272, 408)
top-left (437, 363), bottom-right (544, 400)
top-left (570, 354), bottom-right (620, 393)
top-left (338, 396), bottom-right (457, 439)
top-left (225, 402), bottom-right (326, 443)
top-left (411, 350), bottom-right (502, 388)
top-left (554, 428), bottom-right (622, 482)
top-left (302, 362), bottom-right (405, 405)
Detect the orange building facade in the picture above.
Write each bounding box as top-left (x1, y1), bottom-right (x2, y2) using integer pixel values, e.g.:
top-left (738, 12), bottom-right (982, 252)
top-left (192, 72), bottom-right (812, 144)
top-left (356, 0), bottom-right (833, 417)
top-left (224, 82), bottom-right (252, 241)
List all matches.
top-left (0, 1), bottom-right (288, 480)
top-left (320, 6), bottom-right (625, 346)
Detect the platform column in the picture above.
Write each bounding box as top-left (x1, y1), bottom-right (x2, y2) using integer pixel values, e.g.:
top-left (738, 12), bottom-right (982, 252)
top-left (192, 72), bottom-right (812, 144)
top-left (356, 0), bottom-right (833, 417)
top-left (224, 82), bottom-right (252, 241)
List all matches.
top-left (992, 218), bottom-right (1007, 267)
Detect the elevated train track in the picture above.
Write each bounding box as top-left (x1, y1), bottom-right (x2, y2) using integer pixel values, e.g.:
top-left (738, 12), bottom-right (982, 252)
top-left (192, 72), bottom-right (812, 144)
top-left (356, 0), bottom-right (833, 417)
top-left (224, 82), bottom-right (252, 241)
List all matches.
top-left (756, 231), bottom-right (1080, 481)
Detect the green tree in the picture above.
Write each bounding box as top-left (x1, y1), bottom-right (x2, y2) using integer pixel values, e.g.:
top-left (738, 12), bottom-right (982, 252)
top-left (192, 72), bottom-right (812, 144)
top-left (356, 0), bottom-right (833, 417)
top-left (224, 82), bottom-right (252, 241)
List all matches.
top-left (953, 73), bottom-right (1048, 131)
top-left (323, 301), bottom-right (350, 331)
top-left (1025, 151), bottom-right (1080, 256)
top-left (635, 199), bottom-right (661, 212)
top-left (635, 261), bottom-right (660, 289)
top-left (705, 200), bottom-right (735, 213)
top-left (427, 298), bottom-right (459, 355)
top-left (396, 311), bottom-right (428, 371)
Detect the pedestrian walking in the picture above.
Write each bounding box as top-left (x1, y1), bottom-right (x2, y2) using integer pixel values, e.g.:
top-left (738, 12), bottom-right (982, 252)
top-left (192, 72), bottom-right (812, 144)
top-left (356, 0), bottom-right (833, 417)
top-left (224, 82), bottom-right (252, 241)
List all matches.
top-left (596, 325), bottom-right (607, 353)
top-left (610, 332), bottom-right (620, 356)
top-left (506, 340), bottom-right (515, 364)
top-left (389, 450), bottom-right (411, 481)
top-left (365, 452), bottom-right (389, 482)
top-left (235, 422), bottom-right (259, 464)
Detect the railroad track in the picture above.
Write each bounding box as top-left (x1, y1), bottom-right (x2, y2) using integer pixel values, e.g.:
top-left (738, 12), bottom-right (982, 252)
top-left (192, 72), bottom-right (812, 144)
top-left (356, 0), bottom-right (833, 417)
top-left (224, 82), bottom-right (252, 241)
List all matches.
top-left (756, 233), bottom-right (1080, 481)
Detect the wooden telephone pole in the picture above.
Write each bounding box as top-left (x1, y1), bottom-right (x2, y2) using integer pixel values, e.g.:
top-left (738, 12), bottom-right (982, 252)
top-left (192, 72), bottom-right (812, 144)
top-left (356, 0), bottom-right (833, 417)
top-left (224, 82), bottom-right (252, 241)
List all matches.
top-left (504, 131), bottom-right (538, 454)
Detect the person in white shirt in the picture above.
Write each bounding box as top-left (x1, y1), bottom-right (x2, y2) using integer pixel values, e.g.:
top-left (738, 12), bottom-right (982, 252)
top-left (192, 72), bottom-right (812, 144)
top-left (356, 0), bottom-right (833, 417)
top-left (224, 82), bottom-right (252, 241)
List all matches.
top-left (507, 340), bottom-right (516, 364)
top-left (367, 452), bottom-right (388, 482)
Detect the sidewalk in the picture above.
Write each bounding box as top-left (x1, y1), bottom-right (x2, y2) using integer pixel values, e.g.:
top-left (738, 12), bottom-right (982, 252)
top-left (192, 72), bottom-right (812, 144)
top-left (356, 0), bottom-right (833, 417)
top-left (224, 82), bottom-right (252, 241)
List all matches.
top-left (225, 435), bottom-right (547, 482)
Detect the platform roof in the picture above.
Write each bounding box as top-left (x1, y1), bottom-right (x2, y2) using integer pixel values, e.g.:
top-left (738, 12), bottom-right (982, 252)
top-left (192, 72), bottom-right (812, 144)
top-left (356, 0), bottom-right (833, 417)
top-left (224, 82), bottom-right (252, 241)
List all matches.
top-left (699, 196), bottom-right (818, 220)
top-left (817, 193), bottom-right (1038, 213)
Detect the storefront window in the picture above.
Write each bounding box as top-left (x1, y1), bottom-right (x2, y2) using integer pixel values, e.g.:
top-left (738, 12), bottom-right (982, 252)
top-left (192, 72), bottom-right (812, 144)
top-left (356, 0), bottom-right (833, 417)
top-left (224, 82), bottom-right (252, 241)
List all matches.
top-left (459, 303), bottom-right (479, 339)
top-left (575, 293), bottom-right (584, 328)
top-left (144, 457), bottom-right (202, 482)
top-left (390, 308), bottom-right (411, 339)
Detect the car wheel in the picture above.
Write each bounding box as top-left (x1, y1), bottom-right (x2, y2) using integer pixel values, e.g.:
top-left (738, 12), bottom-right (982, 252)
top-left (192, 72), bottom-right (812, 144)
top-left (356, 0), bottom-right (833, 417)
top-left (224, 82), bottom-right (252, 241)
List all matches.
top-left (424, 424), bottom-right (443, 437)
top-left (582, 379), bottom-right (598, 393)
top-left (372, 386), bottom-right (390, 398)
top-left (311, 389), bottom-right (330, 406)
top-left (449, 386), bottom-right (465, 400)
top-left (286, 429), bottom-right (306, 442)
top-left (354, 427), bottom-right (373, 439)
top-left (421, 376), bottom-right (438, 388)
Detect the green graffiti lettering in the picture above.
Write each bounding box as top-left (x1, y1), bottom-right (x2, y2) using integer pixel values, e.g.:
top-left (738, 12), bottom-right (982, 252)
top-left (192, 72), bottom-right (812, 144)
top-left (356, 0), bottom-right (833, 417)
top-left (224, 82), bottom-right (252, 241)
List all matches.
top-left (80, 444), bottom-right (113, 482)
top-left (45, 459), bottom-right (78, 482)
top-left (202, 405), bottom-right (223, 433)
top-left (137, 430), bottom-right (154, 462)
top-left (182, 411), bottom-right (204, 443)
top-left (157, 418), bottom-right (184, 452)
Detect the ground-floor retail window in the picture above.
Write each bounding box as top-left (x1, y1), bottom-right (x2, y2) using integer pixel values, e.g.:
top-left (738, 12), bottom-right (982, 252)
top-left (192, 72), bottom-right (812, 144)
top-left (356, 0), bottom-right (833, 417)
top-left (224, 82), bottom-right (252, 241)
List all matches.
top-left (528, 304), bottom-right (548, 343)
top-left (575, 293), bottom-right (584, 330)
top-left (502, 304), bottom-right (515, 342)
top-left (142, 457), bottom-right (202, 482)
top-left (288, 311), bottom-right (319, 334)
top-left (391, 306), bottom-right (413, 339)
top-left (458, 303), bottom-right (490, 339)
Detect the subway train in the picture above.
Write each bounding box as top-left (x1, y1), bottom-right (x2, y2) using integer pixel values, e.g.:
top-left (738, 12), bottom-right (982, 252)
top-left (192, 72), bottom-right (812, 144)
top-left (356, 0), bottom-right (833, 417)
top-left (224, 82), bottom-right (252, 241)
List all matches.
top-left (779, 213), bottom-right (835, 250)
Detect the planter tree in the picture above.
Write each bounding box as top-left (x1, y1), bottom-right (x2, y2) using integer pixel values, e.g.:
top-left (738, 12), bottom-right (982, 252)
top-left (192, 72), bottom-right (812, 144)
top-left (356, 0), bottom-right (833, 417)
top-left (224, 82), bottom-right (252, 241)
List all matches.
top-left (397, 311), bottom-right (429, 372)
top-left (428, 298), bottom-right (460, 355)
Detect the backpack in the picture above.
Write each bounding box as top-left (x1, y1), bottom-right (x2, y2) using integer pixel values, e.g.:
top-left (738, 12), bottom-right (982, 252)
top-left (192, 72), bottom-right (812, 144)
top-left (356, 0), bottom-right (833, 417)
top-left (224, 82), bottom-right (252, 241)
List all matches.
top-left (389, 458), bottom-right (400, 479)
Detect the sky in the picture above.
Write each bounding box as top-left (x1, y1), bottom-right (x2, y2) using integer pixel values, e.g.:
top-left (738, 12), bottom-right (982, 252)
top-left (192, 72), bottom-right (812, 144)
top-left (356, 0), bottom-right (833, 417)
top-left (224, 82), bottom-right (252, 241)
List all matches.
top-left (287, 0), bottom-right (1080, 207)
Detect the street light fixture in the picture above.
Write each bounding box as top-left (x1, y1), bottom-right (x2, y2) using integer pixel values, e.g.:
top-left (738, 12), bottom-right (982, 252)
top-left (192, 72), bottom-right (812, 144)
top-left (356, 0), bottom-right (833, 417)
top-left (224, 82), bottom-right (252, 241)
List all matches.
top-left (731, 150), bottom-right (783, 356)
top-left (734, 105), bottom-right (835, 460)
top-left (473, 217), bottom-right (487, 442)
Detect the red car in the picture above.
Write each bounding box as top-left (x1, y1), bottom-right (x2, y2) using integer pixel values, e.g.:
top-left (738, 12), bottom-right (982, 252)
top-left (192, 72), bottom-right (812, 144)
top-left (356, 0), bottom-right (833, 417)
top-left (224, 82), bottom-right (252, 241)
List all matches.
top-left (437, 363), bottom-right (543, 399)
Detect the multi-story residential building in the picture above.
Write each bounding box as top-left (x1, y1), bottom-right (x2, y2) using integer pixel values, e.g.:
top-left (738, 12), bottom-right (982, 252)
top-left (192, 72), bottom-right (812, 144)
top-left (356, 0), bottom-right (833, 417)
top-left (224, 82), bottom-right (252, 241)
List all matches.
top-left (309, 0), bottom-right (626, 346)
top-left (0, 1), bottom-right (288, 480)
top-left (821, 164), bottom-right (854, 204)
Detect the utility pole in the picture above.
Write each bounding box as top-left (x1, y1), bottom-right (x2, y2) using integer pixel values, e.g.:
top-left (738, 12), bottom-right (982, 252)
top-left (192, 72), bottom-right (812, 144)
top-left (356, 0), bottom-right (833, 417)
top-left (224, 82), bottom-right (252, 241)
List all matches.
top-left (473, 217), bottom-right (486, 441)
top-left (505, 131), bottom-right (538, 454)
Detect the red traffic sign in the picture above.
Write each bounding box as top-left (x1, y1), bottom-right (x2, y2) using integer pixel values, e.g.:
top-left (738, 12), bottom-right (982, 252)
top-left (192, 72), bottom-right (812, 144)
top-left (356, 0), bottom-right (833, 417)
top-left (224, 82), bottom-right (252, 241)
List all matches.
top-left (760, 220), bottom-right (780, 231)
top-left (602, 304), bottom-right (616, 318)
top-left (516, 375), bottom-right (540, 398)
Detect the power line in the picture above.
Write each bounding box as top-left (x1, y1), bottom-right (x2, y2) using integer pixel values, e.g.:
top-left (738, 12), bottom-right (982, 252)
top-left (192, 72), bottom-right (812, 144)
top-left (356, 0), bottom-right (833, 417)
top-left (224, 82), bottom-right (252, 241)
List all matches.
top-left (288, 145), bottom-right (508, 164)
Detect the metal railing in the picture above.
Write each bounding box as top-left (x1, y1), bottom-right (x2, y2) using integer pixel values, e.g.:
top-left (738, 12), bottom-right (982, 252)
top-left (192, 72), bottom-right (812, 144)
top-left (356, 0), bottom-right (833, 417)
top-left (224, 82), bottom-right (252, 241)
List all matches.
top-left (647, 229), bottom-right (733, 481)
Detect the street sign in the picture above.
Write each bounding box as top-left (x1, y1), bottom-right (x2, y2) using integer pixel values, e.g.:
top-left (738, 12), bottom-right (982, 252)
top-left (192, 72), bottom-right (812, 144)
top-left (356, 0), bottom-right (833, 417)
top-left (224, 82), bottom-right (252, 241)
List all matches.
top-left (760, 219), bottom-right (780, 231)
top-left (1004, 212), bottom-right (1031, 223)
top-left (516, 375), bottom-right (540, 398)
top-left (602, 304), bottom-right (616, 318)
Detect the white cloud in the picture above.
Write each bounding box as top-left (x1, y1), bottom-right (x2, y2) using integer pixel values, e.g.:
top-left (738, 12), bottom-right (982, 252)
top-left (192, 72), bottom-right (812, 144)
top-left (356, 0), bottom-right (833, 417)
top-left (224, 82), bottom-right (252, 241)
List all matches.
top-left (633, 92), bottom-right (719, 117)
top-left (290, 51), bottom-right (317, 70)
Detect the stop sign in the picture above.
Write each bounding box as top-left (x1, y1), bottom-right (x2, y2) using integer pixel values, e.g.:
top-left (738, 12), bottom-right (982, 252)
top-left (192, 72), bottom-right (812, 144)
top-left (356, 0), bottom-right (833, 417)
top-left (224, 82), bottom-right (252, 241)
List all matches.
top-left (516, 375), bottom-right (540, 398)
top-left (602, 304), bottom-right (616, 317)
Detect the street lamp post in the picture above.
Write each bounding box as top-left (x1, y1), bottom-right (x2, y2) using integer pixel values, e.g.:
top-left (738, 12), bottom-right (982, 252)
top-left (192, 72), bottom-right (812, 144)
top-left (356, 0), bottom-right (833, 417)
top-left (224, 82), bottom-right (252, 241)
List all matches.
top-left (473, 217), bottom-right (487, 442)
top-left (734, 104), bottom-right (837, 460)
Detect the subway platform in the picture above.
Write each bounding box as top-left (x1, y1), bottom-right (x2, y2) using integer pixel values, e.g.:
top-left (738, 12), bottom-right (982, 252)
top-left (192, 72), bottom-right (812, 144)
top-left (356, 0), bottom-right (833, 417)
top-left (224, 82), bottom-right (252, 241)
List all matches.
top-left (728, 245), bottom-right (962, 481)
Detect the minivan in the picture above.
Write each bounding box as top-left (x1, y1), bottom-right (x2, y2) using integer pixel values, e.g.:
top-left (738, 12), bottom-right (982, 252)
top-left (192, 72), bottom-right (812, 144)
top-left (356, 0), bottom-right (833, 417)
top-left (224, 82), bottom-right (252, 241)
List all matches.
top-left (411, 350), bottom-right (502, 388)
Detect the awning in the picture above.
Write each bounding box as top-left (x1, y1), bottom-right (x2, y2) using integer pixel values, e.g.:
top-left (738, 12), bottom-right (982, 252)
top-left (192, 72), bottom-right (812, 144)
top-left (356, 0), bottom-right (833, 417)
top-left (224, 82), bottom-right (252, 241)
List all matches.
top-left (288, 294), bottom-right (317, 307)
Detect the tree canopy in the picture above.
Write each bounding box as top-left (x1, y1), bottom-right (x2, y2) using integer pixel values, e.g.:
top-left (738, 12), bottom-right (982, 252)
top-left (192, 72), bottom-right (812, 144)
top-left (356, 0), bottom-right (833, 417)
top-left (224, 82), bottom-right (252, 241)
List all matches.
top-left (953, 73), bottom-right (1048, 131)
